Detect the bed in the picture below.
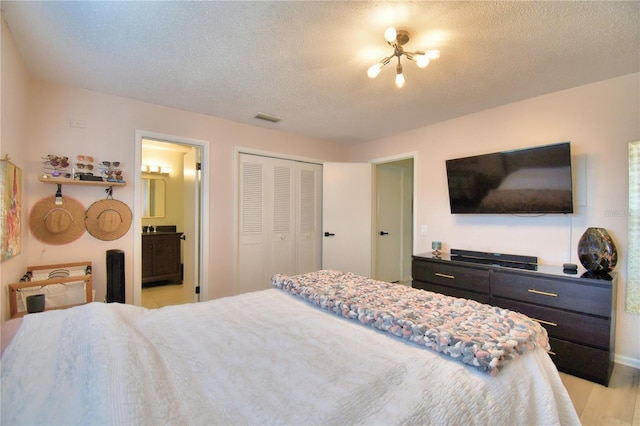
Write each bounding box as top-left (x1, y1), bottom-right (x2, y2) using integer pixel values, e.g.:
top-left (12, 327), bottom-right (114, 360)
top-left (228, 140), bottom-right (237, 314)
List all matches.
top-left (1, 270), bottom-right (579, 425)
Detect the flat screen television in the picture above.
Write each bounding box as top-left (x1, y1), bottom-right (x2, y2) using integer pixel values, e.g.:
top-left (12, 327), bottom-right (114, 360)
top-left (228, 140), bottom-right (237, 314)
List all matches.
top-left (445, 142), bottom-right (574, 214)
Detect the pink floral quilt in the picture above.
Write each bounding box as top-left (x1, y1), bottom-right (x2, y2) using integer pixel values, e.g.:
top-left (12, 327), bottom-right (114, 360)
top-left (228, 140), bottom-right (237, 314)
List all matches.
top-left (272, 270), bottom-right (550, 375)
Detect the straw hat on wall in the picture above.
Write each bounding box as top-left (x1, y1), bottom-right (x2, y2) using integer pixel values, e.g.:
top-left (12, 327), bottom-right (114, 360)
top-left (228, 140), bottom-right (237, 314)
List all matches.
top-left (84, 199), bottom-right (132, 241)
top-left (29, 196), bottom-right (86, 244)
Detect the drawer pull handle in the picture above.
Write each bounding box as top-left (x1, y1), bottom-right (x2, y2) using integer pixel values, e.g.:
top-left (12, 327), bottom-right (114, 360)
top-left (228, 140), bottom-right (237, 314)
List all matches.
top-left (532, 317), bottom-right (557, 327)
top-left (547, 350), bottom-right (556, 356)
top-left (528, 289), bottom-right (558, 297)
top-left (435, 272), bottom-right (455, 280)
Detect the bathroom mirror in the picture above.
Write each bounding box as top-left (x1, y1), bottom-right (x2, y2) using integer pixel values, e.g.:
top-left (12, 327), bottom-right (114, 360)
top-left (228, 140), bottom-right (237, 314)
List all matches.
top-left (142, 178), bottom-right (166, 218)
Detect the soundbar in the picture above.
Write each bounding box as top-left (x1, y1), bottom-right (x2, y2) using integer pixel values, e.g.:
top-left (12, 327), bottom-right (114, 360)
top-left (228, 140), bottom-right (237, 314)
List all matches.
top-left (450, 248), bottom-right (538, 265)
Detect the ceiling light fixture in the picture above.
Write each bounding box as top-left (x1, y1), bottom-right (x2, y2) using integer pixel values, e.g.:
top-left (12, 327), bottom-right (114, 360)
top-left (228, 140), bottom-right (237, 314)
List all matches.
top-left (367, 27), bottom-right (440, 88)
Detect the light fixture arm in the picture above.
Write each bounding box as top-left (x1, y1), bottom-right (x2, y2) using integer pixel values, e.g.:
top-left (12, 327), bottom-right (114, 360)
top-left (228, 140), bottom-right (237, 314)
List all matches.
top-left (390, 42), bottom-right (405, 58)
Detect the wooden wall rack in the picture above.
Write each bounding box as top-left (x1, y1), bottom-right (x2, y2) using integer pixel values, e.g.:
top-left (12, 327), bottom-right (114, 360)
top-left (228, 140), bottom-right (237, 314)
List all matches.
top-left (8, 261), bottom-right (93, 319)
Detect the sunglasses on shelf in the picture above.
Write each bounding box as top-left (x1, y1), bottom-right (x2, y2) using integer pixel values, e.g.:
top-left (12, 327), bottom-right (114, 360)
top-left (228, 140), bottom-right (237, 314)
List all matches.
top-left (51, 171), bottom-right (71, 178)
top-left (43, 155), bottom-right (70, 168)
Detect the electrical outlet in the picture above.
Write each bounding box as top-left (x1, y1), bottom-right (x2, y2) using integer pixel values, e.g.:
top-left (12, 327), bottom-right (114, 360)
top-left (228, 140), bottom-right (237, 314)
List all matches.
top-left (69, 119), bottom-right (85, 128)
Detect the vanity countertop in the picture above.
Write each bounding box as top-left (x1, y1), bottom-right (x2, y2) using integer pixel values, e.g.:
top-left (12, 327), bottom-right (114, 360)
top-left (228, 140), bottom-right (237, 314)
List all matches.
top-left (142, 225), bottom-right (178, 234)
top-left (142, 231), bottom-right (182, 235)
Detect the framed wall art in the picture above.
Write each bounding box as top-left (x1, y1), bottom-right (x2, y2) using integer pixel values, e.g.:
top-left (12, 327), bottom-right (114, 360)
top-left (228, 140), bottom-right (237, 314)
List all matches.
top-left (1, 157), bottom-right (22, 261)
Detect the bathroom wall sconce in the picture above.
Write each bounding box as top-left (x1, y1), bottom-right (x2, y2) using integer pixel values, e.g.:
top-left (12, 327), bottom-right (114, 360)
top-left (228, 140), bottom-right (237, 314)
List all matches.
top-left (141, 164), bottom-right (171, 175)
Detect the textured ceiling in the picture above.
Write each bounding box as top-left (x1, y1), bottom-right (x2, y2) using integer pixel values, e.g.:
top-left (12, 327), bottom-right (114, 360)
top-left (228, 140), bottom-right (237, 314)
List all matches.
top-left (2, 1), bottom-right (639, 145)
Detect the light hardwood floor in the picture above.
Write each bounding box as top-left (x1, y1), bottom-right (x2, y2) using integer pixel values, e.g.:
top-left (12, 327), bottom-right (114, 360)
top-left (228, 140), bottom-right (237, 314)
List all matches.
top-left (560, 364), bottom-right (640, 425)
top-left (141, 283), bottom-right (195, 308)
top-left (143, 283), bottom-right (639, 424)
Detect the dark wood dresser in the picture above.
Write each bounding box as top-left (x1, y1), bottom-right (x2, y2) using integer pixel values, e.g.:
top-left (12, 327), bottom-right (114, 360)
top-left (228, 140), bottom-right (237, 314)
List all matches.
top-left (142, 232), bottom-right (183, 286)
top-left (412, 253), bottom-right (617, 386)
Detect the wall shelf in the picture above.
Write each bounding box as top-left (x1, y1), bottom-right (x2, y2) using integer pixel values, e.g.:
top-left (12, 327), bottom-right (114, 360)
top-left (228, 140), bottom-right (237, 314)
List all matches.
top-left (38, 176), bottom-right (126, 187)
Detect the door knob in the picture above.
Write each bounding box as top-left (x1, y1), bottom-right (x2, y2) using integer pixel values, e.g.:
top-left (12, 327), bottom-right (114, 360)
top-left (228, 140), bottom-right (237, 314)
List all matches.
top-left (380, 231), bottom-right (389, 236)
top-left (324, 232), bottom-right (335, 237)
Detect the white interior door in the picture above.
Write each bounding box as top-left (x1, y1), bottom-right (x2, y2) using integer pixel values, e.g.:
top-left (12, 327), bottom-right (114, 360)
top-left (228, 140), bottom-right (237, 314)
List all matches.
top-left (238, 154), bottom-right (301, 294)
top-left (376, 165), bottom-right (403, 282)
top-left (183, 146), bottom-right (201, 301)
top-left (296, 162), bottom-right (322, 274)
top-left (268, 159), bottom-right (296, 280)
top-left (238, 155), bottom-right (269, 294)
top-left (322, 163), bottom-right (373, 277)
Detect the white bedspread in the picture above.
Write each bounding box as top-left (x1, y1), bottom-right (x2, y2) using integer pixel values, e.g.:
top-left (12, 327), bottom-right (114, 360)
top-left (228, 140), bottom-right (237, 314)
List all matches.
top-left (1, 290), bottom-right (579, 425)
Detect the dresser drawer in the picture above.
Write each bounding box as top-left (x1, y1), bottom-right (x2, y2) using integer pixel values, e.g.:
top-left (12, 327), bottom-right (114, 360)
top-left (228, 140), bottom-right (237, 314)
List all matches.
top-left (492, 271), bottom-right (612, 317)
top-left (412, 260), bottom-right (489, 294)
top-left (412, 254), bottom-right (616, 386)
top-left (547, 337), bottom-right (613, 386)
top-left (491, 297), bottom-right (611, 349)
top-left (413, 280), bottom-right (491, 304)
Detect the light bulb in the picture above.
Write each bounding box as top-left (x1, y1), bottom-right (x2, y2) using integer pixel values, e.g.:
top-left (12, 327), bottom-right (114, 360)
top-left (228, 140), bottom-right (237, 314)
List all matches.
top-left (384, 27), bottom-right (397, 43)
top-left (415, 54), bottom-right (430, 68)
top-left (395, 61), bottom-right (405, 88)
top-left (367, 63), bottom-right (383, 78)
top-left (427, 49), bottom-right (440, 60)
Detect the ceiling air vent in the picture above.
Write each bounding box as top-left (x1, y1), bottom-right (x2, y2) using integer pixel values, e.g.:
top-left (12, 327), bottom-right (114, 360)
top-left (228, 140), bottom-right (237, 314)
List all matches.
top-left (254, 113), bottom-right (282, 123)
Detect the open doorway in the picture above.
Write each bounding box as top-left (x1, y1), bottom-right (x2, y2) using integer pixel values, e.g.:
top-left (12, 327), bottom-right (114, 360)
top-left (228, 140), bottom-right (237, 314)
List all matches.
top-left (133, 131), bottom-right (209, 308)
top-left (140, 139), bottom-right (196, 307)
top-left (374, 158), bottom-right (414, 284)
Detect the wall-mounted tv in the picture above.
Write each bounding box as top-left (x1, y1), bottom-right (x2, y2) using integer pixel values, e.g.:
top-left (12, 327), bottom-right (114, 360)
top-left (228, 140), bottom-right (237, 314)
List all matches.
top-left (445, 142), bottom-right (573, 214)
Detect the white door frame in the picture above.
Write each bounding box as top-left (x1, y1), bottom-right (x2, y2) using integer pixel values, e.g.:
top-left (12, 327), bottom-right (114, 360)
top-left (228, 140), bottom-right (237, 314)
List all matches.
top-left (133, 130), bottom-right (211, 306)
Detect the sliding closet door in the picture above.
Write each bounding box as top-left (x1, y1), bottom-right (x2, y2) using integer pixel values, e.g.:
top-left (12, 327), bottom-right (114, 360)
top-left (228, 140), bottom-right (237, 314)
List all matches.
top-left (237, 154), bottom-right (321, 295)
top-left (296, 162), bottom-right (322, 274)
top-left (238, 155), bottom-right (269, 294)
top-left (268, 159), bottom-right (296, 280)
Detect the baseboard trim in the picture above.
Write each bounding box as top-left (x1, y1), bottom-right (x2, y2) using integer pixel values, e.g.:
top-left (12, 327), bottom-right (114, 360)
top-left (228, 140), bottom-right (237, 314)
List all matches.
top-left (615, 354), bottom-right (640, 370)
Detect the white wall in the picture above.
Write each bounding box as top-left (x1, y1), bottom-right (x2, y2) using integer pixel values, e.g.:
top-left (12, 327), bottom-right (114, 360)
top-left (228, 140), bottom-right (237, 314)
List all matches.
top-left (0, 16), bottom-right (350, 320)
top-left (17, 81), bottom-right (350, 312)
top-left (0, 16), bottom-right (30, 319)
top-left (350, 73), bottom-right (640, 366)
